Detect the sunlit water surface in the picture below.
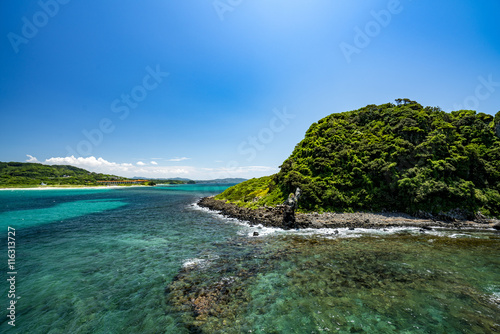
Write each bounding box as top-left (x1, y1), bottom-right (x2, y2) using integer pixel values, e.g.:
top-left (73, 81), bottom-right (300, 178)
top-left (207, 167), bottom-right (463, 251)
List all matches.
top-left (0, 185), bottom-right (498, 333)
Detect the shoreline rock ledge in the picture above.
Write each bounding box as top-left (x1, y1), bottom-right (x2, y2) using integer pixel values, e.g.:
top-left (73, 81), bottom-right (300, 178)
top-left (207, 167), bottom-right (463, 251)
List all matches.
top-left (197, 196), bottom-right (499, 230)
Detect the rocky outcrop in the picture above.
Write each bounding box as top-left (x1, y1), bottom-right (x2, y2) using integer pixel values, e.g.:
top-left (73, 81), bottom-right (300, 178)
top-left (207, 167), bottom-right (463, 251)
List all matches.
top-left (281, 187), bottom-right (301, 229)
top-left (197, 197), bottom-right (496, 230)
top-left (198, 196), bottom-right (288, 228)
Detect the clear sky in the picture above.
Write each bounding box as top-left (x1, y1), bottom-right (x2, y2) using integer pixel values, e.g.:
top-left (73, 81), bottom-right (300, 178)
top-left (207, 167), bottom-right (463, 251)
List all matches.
top-left (1, 0), bottom-right (499, 179)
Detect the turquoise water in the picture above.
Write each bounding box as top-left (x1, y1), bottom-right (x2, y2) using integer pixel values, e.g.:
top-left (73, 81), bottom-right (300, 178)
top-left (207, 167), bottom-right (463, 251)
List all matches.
top-left (0, 186), bottom-right (499, 333)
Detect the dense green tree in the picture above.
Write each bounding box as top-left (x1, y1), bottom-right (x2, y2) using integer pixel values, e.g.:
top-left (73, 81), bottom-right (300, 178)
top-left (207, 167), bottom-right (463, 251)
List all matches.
top-left (494, 111), bottom-right (500, 138)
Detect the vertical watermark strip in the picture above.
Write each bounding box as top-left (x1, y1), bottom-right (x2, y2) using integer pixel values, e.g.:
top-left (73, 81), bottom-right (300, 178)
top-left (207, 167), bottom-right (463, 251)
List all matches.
top-left (6, 227), bottom-right (17, 327)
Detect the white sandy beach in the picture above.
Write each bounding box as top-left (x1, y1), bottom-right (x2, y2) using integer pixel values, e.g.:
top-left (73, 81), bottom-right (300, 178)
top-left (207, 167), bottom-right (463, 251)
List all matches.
top-left (0, 185), bottom-right (148, 191)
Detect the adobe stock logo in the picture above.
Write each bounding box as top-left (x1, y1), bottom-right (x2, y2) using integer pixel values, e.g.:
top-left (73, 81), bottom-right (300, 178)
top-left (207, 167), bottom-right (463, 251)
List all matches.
top-left (199, 107), bottom-right (296, 185)
top-left (66, 65), bottom-right (169, 157)
top-left (339, 0), bottom-right (410, 64)
top-left (213, 0), bottom-right (243, 21)
top-left (453, 75), bottom-right (499, 111)
top-left (202, 107), bottom-right (294, 181)
top-left (237, 107), bottom-right (295, 162)
top-left (7, 0), bottom-right (71, 54)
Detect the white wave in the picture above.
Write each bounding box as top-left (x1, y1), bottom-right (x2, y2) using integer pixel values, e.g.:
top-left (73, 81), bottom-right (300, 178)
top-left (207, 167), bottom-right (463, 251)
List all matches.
top-left (188, 201), bottom-right (497, 240)
top-left (188, 201), bottom-right (252, 226)
top-left (485, 286), bottom-right (500, 309)
top-left (489, 293), bottom-right (500, 308)
top-left (181, 252), bottom-right (220, 270)
top-left (182, 258), bottom-right (207, 269)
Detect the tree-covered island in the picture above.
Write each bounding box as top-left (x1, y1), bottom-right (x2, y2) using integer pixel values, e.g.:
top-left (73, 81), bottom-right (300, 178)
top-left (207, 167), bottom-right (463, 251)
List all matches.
top-left (210, 100), bottom-right (500, 221)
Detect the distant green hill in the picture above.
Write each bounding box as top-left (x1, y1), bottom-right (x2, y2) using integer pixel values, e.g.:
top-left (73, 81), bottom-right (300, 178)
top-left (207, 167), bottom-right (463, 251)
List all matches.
top-left (195, 178), bottom-right (247, 184)
top-left (216, 100), bottom-right (500, 218)
top-left (0, 162), bottom-right (128, 187)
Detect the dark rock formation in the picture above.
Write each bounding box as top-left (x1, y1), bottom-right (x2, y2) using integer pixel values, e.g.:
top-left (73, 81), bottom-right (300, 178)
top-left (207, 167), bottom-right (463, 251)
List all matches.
top-left (198, 196), bottom-right (286, 228)
top-left (281, 187), bottom-right (301, 229)
top-left (197, 197), bottom-right (493, 230)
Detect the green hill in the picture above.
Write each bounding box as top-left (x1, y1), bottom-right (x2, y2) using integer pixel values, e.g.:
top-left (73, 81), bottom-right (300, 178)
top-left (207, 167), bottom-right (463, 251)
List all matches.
top-left (0, 162), bottom-right (129, 187)
top-left (216, 100), bottom-right (500, 218)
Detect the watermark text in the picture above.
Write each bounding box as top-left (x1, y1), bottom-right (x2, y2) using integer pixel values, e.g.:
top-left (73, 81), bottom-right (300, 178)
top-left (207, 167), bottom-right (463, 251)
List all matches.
top-left (213, 0), bottom-right (243, 21)
top-left (8, 0), bottom-right (71, 54)
top-left (339, 0), bottom-right (408, 63)
top-left (6, 227), bottom-right (17, 327)
top-left (66, 65), bottom-right (168, 157)
top-left (453, 74), bottom-right (499, 111)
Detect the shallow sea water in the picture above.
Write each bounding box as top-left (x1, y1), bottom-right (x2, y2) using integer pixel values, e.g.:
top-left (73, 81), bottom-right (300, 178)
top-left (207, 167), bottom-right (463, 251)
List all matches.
top-left (1, 185), bottom-right (499, 333)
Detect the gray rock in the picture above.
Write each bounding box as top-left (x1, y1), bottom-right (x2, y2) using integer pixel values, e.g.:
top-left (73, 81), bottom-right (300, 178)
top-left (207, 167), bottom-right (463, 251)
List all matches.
top-left (311, 221), bottom-right (325, 228)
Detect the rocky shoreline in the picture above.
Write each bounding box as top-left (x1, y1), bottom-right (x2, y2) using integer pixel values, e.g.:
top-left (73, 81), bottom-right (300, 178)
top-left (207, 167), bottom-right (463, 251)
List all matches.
top-left (198, 196), bottom-right (500, 230)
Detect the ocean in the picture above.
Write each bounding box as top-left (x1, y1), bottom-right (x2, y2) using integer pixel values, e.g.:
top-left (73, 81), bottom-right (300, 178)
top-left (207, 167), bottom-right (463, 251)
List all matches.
top-left (0, 185), bottom-right (499, 333)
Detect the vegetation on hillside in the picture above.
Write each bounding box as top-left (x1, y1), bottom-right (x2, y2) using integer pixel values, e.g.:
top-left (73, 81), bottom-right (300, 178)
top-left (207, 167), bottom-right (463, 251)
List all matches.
top-left (216, 100), bottom-right (500, 218)
top-left (0, 162), bottom-right (244, 188)
top-left (0, 162), bottom-right (129, 187)
top-left (214, 176), bottom-right (283, 209)
top-left (150, 179), bottom-right (187, 185)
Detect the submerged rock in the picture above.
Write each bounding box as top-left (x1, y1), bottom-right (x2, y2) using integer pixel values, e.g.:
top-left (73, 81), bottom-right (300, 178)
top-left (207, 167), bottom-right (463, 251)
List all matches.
top-left (166, 233), bottom-right (500, 333)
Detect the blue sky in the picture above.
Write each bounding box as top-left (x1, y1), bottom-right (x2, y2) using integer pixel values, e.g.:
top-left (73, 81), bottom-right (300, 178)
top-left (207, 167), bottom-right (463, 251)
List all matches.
top-left (1, 0), bottom-right (499, 179)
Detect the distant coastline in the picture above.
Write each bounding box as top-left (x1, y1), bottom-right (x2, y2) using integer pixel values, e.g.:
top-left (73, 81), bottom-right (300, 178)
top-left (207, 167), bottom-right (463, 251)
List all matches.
top-left (0, 185), bottom-right (149, 191)
top-left (0, 161), bottom-right (248, 189)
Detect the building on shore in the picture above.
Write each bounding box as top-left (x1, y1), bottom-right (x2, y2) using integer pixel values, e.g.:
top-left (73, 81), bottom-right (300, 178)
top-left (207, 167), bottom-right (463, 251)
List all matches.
top-left (96, 180), bottom-right (149, 185)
